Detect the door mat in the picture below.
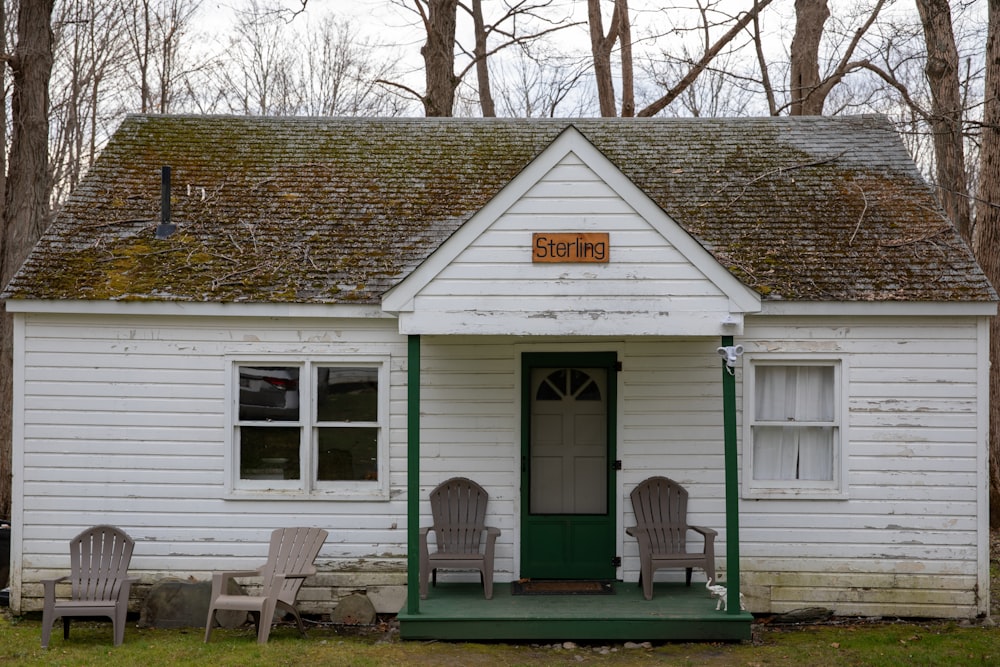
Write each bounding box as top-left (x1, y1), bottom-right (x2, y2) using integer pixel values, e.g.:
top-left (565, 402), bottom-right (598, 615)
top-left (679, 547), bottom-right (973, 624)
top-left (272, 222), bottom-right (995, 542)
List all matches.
top-left (511, 580), bottom-right (615, 596)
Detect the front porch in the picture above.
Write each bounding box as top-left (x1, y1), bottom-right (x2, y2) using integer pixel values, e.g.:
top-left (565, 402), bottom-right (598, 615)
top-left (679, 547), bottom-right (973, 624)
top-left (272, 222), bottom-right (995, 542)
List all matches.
top-left (397, 581), bottom-right (753, 642)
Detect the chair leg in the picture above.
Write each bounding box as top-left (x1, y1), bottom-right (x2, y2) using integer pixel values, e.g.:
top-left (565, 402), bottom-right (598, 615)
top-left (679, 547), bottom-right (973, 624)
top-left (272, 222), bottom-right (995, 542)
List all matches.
top-left (40, 612), bottom-right (55, 648)
top-left (204, 608), bottom-right (216, 643)
top-left (482, 567), bottom-right (494, 600)
top-left (640, 559), bottom-right (653, 600)
top-left (63, 617), bottom-right (71, 640)
top-left (289, 608), bottom-right (306, 638)
top-left (113, 613), bottom-right (126, 647)
top-left (685, 567), bottom-right (693, 586)
top-left (257, 600), bottom-right (277, 644)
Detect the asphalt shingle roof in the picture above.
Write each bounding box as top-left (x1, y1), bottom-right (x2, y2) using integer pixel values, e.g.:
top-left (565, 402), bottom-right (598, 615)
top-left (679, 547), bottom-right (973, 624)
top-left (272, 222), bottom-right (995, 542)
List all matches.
top-left (3, 114), bottom-right (994, 304)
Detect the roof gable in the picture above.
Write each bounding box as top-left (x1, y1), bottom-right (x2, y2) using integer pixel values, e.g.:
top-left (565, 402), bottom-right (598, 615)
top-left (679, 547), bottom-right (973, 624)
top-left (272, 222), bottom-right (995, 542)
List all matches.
top-left (382, 126), bottom-right (761, 336)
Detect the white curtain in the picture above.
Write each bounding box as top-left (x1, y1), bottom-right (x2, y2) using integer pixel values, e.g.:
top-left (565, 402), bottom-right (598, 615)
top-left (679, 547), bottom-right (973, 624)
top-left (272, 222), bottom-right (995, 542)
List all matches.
top-left (753, 366), bottom-right (834, 481)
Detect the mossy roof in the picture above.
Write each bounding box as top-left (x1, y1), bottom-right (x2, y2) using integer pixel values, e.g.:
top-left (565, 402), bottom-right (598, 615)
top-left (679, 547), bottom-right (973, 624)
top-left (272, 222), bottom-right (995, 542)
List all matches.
top-left (3, 114), bottom-right (994, 304)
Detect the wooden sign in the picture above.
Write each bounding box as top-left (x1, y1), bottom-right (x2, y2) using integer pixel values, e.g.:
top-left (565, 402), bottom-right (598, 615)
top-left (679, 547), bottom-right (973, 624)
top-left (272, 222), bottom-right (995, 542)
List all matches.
top-left (532, 233), bottom-right (609, 263)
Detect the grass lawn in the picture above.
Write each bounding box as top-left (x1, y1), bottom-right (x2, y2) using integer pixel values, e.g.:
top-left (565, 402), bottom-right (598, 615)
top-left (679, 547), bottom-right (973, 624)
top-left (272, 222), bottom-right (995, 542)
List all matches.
top-left (1, 610), bottom-right (998, 666)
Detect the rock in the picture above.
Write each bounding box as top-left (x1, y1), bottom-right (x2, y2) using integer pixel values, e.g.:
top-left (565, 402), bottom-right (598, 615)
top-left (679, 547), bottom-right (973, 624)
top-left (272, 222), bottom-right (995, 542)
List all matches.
top-left (138, 578), bottom-right (246, 629)
top-left (330, 593), bottom-right (377, 625)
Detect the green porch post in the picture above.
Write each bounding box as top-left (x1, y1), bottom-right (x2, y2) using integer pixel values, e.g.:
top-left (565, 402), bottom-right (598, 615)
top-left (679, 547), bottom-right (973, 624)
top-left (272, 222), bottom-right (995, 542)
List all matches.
top-left (406, 335), bottom-right (421, 615)
top-left (721, 335), bottom-right (741, 615)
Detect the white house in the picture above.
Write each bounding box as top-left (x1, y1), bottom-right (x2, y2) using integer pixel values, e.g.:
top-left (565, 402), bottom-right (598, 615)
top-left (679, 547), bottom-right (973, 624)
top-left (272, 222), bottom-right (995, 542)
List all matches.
top-left (3, 115), bottom-right (995, 641)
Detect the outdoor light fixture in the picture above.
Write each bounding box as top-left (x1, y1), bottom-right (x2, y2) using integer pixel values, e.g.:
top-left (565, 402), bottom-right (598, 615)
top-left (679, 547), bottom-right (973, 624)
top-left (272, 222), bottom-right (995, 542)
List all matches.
top-left (717, 344), bottom-right (744, 373)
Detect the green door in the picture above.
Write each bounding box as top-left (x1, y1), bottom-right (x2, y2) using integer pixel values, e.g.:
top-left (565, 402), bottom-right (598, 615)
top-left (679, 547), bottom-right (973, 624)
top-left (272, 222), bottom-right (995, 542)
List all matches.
top-left (520, 352), bottom-right (617, 580)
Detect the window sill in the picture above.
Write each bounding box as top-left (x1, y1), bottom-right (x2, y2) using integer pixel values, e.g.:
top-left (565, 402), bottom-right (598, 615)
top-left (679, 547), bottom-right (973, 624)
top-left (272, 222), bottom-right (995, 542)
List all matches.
top-left (743, 487), bottom-right (848, 501)
top-left (225, 487), bottom-right (390, 501)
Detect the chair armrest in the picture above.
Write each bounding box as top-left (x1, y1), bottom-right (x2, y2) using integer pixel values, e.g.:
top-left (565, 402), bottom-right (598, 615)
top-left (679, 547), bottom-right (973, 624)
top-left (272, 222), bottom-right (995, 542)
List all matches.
top-left (114, 577), bottom-right (139, 601)
top-left (419, 526), bottom-right (433, 558)
top-left (689, 525), bottom-right (718, 539)
top-left (626, 526), bottom-right (654, 551)
top-left (210, 569), bottom-right (263, 600)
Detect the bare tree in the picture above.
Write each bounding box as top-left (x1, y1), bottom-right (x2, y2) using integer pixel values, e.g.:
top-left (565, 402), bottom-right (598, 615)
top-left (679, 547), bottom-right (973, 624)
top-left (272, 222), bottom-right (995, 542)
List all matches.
top-left (914, 0), bottom-right (971, 243)
top-left (418, 0), bottom-right (459, 116)
top-left (974, 0), bottom-right (1000, 529)
top-left (119, 0), bottom-right (201, 114)
top-left (297, 15), bottom-right (408, 116)
top-left (587, 0), bottom-right (628, 117)
top-left (491, 43), bottom-right (593, 117)
top-left (470, 0), bottom-right (495, 116)
top-left (1, 0), bottom-right (57, 520)
top-left (215, 0), bottom-right (300, 115)
top-left (49, 0), bottom-right (132, 204)
top-left (789, 0), bottom-right (828, 115)
top-left (638, 0), bottom-right (774, 117)
top-left (383, 0), bottom-right (578, 117)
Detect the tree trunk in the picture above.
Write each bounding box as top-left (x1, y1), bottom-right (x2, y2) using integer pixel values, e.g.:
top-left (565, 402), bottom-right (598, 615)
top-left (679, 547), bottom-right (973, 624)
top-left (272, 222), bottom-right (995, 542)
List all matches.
top-left (471, 0), bottom-right (495, 117)
top-left (974, 0), bottom-right (1000, 530)
top-left (789, 0), bottom-right (829, 115)
top-left (1, 0), bottom-right (56, 520)
top-left (420, 0), bottom-right (459, 117)
top-left (915, 0), bottom-right (971, 243)
top-left (618, 0), bottom-right (634, 117)
top-left (588, 0), bottom-right (622, 117)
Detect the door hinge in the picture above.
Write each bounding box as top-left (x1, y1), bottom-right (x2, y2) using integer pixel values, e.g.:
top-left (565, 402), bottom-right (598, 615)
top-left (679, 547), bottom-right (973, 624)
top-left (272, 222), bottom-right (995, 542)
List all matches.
top-left (612, 556), bottom-right (622, 567)
top-left (615, 360), bottom-right (623, 372)
top-left (613, 460), bottom-right (622, 471)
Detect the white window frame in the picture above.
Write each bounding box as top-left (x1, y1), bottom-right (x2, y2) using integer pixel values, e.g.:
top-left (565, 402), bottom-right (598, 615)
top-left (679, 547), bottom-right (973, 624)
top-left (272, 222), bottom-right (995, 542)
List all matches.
top-left (225, 355), bottom-right (390, 500)
top-left (742, 354), bottom-right (848, 499)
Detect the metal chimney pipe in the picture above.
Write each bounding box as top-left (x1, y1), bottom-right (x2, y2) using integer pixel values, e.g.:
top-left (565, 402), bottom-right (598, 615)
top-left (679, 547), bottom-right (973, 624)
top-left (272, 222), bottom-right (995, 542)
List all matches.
top-left (155, 166), bottom-right (176, 239)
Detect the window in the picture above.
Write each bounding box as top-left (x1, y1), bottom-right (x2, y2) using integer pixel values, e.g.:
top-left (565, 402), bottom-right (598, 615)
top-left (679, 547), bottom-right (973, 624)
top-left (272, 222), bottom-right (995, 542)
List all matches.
top-left (744, 358), bottom-right (846, 498)
top-left (230, 359), bottom-right (387, 498)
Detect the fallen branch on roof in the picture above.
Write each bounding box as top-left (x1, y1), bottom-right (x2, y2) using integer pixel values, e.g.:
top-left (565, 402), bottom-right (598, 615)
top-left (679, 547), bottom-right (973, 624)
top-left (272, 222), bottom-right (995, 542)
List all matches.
top-left (726, 150), bottom-right (849, 206)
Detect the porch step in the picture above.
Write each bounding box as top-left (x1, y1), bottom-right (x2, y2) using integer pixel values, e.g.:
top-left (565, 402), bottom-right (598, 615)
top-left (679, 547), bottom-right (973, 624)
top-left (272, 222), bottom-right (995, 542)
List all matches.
top-left (398, 581), bottom-right (752, 642)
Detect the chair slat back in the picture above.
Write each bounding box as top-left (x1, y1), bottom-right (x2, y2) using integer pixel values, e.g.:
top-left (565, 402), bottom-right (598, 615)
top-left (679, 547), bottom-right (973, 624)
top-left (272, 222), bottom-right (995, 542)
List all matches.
top-left (67, 525), bottom-right (134, 602)
top-left (260, 527), bottom-right (328, 605)
top-left (430, 477), bottom-right (489, 555)
top-left (630, 477), bottom-right (690, 553)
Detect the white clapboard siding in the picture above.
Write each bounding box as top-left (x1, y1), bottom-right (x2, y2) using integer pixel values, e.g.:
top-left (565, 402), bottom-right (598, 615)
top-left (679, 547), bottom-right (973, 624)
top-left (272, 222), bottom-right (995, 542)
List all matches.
top-left (735, 315), bottom-right (986, 617)
top-left (13, 309), bottom-right (987, 619)
top-left (15, 313), bottom-right (413, 613)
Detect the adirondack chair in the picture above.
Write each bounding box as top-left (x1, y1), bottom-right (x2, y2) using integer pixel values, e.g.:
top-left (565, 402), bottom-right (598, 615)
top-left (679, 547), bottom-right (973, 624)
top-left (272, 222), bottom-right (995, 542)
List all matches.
top-left (626, 476), bottom-right (717, 600)
top-left (40, 525), bottom-right (136, 648)
top-left (204, 527), bottom-right (328, 644)
top-left (419, 477), bottom-right (501, 600)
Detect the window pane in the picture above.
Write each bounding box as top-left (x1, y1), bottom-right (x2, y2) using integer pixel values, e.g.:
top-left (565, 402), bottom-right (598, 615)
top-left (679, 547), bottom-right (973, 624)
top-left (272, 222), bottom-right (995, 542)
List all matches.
top-left (317, 368), bottom-right (378, 422)
top-left (756, 365), bottom-right (834, 422)
top-left (753, 425), bottom-right (833, 481)
top-left (317, 427), bottom-right (378, 481)
top-left (239, 366), bottom-right (300, 422)
top-left (239, 426), bottom-right (300, 480)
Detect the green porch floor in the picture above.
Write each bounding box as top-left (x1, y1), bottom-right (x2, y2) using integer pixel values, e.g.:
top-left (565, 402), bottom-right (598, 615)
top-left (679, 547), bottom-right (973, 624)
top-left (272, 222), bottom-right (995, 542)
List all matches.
top-left (397, 581), bottom-right (753, 642)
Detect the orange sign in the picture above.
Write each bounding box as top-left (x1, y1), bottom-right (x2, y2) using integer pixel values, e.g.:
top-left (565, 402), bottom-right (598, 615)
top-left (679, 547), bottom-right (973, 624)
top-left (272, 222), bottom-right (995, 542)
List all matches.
top-left (532, 233), bottom-right (609, 263)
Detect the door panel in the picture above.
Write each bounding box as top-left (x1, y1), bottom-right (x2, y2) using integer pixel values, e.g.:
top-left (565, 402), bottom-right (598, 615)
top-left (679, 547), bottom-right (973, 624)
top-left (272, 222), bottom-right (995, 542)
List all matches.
top-left (521, 352), bottom-right (617, 580)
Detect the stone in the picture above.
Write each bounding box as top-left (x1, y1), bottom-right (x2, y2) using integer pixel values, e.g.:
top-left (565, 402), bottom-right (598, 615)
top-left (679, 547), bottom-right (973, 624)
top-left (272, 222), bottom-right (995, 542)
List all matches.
top-left (138, 578), bottom-right (246, 629)
top-left (330, 593), bottom-right (377, 625)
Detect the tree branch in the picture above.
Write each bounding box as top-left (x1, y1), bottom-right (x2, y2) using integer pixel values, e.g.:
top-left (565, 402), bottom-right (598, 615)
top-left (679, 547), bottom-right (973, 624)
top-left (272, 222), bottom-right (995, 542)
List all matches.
top-left (638, 0), bottom-right (774, 117)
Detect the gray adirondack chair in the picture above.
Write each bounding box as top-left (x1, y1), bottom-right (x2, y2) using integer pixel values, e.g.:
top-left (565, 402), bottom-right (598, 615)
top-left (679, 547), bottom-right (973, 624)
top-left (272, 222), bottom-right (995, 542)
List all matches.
top-left (204, 527), bottom-right (328, 644)
top-left (40, 525), bottom-right (136, 648)
top-left (627, 476), bottom-right (717, 600)
top-left (419, 477), bottom-right (501, 600)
